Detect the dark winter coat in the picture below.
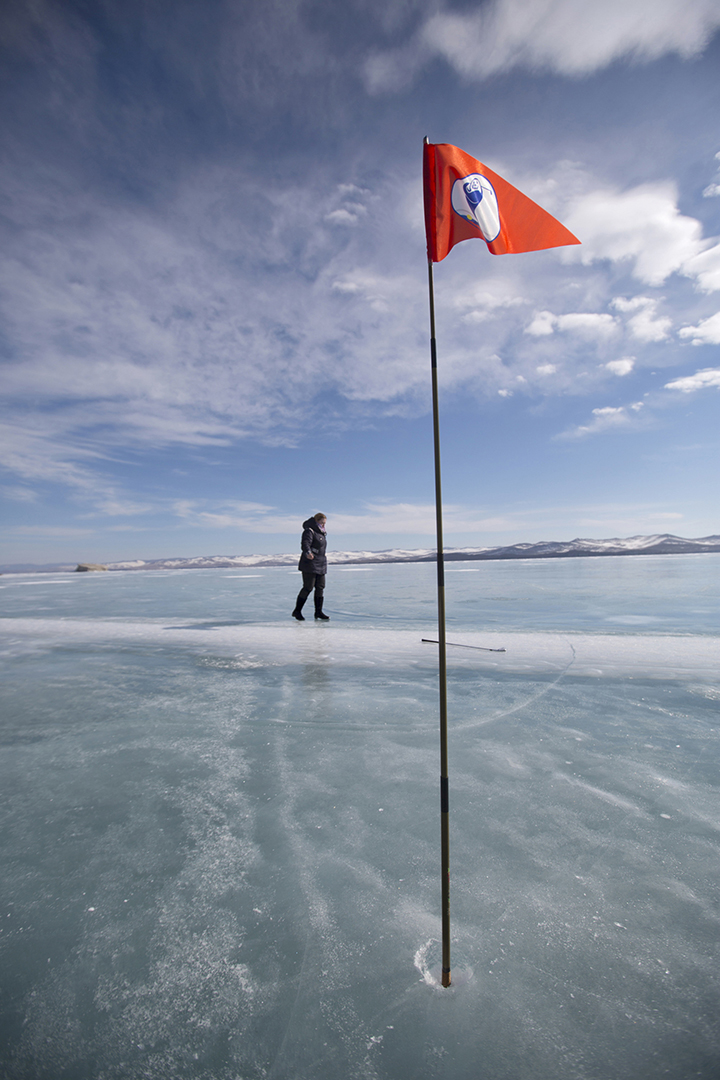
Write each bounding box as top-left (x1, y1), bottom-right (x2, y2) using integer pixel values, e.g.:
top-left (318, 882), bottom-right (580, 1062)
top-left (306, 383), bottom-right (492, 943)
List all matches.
top-left (298, 517), bottom-right (327, 575)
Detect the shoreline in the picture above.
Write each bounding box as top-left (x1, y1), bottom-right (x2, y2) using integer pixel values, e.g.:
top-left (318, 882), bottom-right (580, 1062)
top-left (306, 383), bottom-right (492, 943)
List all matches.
top-left (2, 533), bottom-right (720, 575)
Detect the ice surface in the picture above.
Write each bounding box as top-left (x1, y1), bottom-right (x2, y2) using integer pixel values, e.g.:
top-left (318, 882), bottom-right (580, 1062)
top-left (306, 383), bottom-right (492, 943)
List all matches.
top-left (1, 558), bottom-right (719, 1079)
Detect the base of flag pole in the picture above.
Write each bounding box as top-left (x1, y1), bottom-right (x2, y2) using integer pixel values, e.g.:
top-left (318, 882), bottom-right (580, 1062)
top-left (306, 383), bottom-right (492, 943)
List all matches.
top-left (415, 940), bottom-right (473, 989)
top-left (427, 964), bottom-right (473, 989)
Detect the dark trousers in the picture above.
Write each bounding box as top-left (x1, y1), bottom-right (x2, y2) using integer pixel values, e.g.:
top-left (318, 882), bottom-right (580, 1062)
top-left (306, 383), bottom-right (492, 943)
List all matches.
top-left (297, 571), bottom-right (325, 610)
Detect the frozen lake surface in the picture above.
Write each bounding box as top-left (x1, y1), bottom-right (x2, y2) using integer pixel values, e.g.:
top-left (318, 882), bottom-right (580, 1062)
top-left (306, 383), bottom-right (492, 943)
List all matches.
top-left (1, 555), bottom-right (719, 1079)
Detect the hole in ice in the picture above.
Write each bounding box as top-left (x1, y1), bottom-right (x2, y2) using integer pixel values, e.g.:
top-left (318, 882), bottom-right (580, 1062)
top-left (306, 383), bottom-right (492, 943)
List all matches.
top-left (414, 940), bottom-right (474, 989)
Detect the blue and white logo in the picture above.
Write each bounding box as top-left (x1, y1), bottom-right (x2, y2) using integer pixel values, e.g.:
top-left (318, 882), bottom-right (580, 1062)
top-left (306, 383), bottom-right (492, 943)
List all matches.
top-left (451, 174), bottom-right (500, 242)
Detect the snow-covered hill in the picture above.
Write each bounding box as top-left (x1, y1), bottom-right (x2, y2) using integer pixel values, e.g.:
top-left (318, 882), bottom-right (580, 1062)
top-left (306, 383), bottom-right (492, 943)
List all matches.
top-left (3, 534), bottom-right (719, 574)
top-left (102, 533), bottom-right (720, 570)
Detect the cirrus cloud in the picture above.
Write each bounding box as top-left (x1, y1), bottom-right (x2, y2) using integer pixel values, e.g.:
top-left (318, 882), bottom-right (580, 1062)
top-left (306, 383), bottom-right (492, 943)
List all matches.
top-left (365, 0), bottom-right (720, 92)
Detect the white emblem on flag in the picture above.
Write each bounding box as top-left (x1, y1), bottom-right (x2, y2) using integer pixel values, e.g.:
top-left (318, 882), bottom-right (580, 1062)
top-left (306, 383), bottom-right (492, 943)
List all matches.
top-left (451, 174), bottom-right (500, 242)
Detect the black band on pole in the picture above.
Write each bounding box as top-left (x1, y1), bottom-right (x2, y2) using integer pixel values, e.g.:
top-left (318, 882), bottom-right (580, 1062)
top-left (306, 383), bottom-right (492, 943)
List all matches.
top-left (440, 775), bottom-right (449, 814)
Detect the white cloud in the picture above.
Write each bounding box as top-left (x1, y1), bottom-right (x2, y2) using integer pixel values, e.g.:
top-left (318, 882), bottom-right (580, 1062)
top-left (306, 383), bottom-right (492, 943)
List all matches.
top-left (0, 162), bottom-right (439, 489)
top-left (323, 185), bottom-right (370, 226)
top-left (702, 151), bottom-right (720, 196)
top-left (174, 499), bottom-right (441, 536)
top-left (575, 510), bottom-right (685, 532)
top-left (337, 184), bottom-right (370, 197)
top-left (91, 498), bottom-right (154, 518)
top-left (451, 282), bottom-right (527, 309)
top-left (0, 420), bottom-right (105, 490)
top-left (366, 0), bottom-right (720, 90)
top-left (525, 310), bottom-right (617, 336)
top-left (1, 485), bottom-right (38, 503)
top-left (172, 499), bottom-right (282, 530)
top-left (611, 296), bottom-right (671, 341)
top-left (325, 209), bottom-right (361, 225)
top-left (0, 415), bottom-right (188, 522)
top-left (525, 310), bottom-right (556, 336)
top-left (452, 282), bottom-right (527, 325)
top-left (678, 311), bottom-right (720, 344)
top-left (562, 180), bottom-right (720, 292)
top-left (172, 495), bottom-right (699, 546)
top-left (329, 270), bottom-right (406, 313)
top-left (681, 243), bottom-right (720, 292)
top-left (330, 279), bottom-right (361, 294)
top-left (564, 183), bottom-right (707, 286)
top-left (3, 525), bottom-right (96, 538)
top-left (2, 147), bottom-right (716, 505)
top-left (558, 401), bottom-right (645, 438)
top-left (664, 368), bottom-right (720, 392)
top-left (606, 358), bottom-right (635, 375)
top-left (557, 313), bottom-right (617, 336)
top-left (332, 502), bottom-right (438, 534)
top-left (166, 498), bottom-right (575, 539)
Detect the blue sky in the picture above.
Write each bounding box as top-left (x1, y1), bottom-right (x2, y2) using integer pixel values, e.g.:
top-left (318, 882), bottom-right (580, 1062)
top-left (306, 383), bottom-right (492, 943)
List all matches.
top-left (1, 0), bottom-right (720, 565)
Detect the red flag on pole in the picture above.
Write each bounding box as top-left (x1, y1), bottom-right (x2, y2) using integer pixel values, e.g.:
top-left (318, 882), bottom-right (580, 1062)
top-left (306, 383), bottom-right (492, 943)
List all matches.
top-left (423, 141), bottom-right (580, 262)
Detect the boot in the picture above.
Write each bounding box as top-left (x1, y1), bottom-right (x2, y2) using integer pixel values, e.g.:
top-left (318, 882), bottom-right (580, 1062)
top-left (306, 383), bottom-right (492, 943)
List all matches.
top-left (314, 597), bottom-right (329, 621)
top-left (292, 594), bottom-right (306, 621)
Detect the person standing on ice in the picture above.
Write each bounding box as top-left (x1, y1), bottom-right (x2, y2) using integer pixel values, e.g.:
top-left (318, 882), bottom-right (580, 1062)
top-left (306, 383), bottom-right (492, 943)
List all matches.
top-left (292, 513), bottom-right (330, 621)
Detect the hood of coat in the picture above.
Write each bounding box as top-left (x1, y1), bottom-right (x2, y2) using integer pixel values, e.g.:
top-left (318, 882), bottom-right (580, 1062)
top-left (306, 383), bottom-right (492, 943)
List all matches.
top-left (303, 517), bottom-right (325, 533)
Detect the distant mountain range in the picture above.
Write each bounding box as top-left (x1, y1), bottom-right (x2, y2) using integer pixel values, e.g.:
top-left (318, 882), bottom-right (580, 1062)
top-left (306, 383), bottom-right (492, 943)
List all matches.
top-left (2, 534), bottom-right (719, 574)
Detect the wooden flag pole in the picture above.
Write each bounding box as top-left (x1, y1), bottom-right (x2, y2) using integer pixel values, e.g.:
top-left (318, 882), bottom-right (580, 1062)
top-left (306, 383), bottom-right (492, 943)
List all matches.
top-left (427, 253), bottom-right (451, 988)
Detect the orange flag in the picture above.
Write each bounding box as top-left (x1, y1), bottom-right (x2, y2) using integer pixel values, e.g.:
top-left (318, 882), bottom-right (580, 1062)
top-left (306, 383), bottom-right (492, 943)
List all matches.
top-left (424, 141), bottom-right (580, 262)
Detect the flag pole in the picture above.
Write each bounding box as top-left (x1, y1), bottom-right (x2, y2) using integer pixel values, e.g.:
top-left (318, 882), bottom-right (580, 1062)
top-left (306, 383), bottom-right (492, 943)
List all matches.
top-left (427, 248), bottom-right (451, 989)
top-left (422, 135), bottom-right (579, 992)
